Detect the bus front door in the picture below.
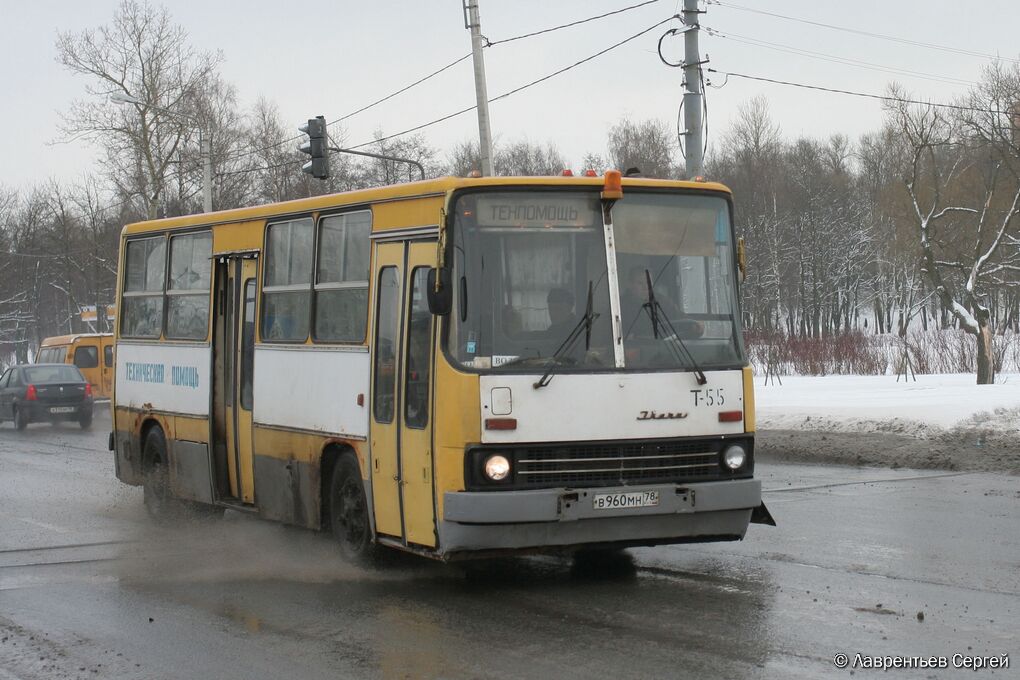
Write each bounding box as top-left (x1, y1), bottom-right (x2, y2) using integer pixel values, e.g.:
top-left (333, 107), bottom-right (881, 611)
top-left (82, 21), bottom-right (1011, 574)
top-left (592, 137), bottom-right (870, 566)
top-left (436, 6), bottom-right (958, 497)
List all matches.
top-left (213, 255), bottom-right (257, 505)
top-left (370, 240), bottom-right (437, 548)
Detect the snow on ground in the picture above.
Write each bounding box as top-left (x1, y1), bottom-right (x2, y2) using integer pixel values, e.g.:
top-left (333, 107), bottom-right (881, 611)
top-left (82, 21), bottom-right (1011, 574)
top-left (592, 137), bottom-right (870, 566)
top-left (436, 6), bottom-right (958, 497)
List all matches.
top-left (755, 373), bottom-right (1020, 437)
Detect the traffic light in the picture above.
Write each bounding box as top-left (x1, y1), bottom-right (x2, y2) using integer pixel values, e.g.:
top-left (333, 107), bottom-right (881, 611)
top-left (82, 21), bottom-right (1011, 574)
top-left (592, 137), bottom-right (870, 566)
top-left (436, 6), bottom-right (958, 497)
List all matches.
top-left (298, 115), bottom-right (329, 180)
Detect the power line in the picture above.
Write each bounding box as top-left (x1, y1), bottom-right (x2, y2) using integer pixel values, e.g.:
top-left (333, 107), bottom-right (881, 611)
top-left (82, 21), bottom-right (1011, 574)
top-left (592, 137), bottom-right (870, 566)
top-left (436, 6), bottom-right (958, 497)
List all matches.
top-left (223, 2), bottom-right (671, 164)
top-left (329, 53), bottom-right (472, 128)
top-left (218, 54), bottom-right (473, 166)
top-left (484, 0), bottom-right (662, 46)
top-left (703, 27), bottom-right (975, 87)
top-left (349, 15), bottom-right (681, 150)
top-left (216, 156), bottom-right (301, 178)
top-left (705, 0), bottom-right (1020, 65)
top-left (706, 68), bottom-right (1008, 115)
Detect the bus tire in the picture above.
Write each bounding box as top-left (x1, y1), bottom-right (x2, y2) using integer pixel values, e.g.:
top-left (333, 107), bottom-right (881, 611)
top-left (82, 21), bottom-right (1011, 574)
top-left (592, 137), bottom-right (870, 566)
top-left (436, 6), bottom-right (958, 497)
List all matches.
top-left (14, 406), bottom-right (29, 431)
top-left (142, 427), bottom-right (178, 521)
top-left (328, 456), bottom-right (376, 563)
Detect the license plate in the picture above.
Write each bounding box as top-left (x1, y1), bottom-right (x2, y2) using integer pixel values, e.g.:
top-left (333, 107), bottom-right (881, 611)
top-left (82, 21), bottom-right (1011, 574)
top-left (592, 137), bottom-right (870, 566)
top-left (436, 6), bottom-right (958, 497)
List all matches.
top-left (592, 490), bottom-right (660, 510)
top-left (49, 406), bottom-right (75, 414)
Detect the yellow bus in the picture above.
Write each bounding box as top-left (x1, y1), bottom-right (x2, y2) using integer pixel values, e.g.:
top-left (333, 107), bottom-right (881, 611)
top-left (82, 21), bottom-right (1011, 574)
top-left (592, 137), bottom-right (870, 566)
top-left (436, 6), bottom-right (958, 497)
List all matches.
top-left (37, 333), bottom-right (115, 399)
top-left (111, 172), bottom-right (771, 561)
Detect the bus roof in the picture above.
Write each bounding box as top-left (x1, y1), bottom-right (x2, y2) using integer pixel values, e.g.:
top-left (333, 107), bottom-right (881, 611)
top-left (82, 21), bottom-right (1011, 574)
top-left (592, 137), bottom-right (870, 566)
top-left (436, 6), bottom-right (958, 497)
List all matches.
top-left (40, 333), bottom-right (112, 346)
top-left (122, 175), bottom-right (732, 236)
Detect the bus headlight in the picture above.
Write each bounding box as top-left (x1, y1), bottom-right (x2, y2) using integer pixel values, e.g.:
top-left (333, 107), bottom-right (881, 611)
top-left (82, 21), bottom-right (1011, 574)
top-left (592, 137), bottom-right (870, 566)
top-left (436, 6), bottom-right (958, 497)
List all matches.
top-left (484, 454), bottom-right (511, 481)
top-left (723, 445), bottom-right (747, 470)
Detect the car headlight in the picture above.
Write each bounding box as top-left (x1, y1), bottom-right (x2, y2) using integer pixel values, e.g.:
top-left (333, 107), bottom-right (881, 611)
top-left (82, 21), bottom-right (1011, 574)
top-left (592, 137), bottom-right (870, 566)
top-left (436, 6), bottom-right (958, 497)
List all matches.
top-left (723, 444), bottom-right (747, 470)
top-left (483, 454), bottom-right (511, 481)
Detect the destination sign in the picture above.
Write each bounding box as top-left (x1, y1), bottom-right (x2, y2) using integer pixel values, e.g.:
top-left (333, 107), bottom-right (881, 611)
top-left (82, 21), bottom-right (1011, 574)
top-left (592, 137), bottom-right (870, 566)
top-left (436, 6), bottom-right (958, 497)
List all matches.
top-left (476, 196), bottom-right (594, 228)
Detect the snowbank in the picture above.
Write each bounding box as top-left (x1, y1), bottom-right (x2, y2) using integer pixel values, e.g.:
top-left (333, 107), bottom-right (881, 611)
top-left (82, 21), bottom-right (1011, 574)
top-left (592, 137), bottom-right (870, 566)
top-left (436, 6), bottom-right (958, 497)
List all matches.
top-left (754, 373), bottom-right (1020, 474)
top-left (756, 373), bottom-right (1020, 435)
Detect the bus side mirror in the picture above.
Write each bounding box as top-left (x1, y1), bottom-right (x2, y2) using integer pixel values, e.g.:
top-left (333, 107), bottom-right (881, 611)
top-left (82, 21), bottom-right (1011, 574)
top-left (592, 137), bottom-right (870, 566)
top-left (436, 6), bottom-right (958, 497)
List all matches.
top-left (427, 267), bottom-right (452, 316)
top-left (737, 237), bottom-right (746, 283)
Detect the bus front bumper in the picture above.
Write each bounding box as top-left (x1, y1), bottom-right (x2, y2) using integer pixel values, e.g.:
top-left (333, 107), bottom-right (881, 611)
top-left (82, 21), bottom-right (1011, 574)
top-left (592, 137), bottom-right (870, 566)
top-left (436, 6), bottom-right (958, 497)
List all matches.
top-left (439, 478), bottom-right (761, 555)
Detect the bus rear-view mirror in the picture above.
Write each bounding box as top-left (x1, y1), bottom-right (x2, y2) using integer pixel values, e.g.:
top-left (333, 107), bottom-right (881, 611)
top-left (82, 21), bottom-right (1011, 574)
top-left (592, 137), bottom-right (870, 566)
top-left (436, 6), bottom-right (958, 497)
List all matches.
top-left (427, 267), bottom-right (452, 316)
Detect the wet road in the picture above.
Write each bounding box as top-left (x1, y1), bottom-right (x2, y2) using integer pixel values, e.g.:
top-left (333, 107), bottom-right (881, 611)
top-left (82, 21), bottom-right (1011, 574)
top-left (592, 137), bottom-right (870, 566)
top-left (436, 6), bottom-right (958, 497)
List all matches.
top-left (0, 409), bottom-right (1017, 679)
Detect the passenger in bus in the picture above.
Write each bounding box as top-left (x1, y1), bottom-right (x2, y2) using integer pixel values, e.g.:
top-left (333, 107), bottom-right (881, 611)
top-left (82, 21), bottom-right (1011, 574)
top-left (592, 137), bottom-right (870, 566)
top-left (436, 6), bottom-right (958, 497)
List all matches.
top-left (406, 315), bottom-right (431, 426)
top-left (545, 287), bottom-right (576, 340)
top-left (501, 304), bottom-right (523, 336)
top-left (621, 266), bottom-right (703, 339)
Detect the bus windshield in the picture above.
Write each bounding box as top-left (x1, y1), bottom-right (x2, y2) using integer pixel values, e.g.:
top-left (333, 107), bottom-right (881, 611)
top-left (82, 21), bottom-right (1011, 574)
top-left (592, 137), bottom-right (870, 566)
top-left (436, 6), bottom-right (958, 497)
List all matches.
top-left (447, 189), bottom-right (744, 372)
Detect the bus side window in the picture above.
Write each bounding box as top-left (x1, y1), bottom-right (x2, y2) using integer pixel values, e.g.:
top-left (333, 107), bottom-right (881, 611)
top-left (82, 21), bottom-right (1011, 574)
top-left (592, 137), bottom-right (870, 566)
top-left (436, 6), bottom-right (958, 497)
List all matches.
top-left (104, 345), bottom-right (114, 368)
top-left (74, 346), bottom-right (99, 369)
top-left (262, 218), bottom-right (313, 342)
top-left (166, 232), bottom-right (213, 340)
top-left (404, 268), bottom-right (433, 429)
top-left (240, 280), bottom-right (256, 410)
top-left (314, 211), bottom-right (370, 343)
top-left (122, 236), bottom-right (166, 338)
top-left (373, 267), bottom-right (399, 423)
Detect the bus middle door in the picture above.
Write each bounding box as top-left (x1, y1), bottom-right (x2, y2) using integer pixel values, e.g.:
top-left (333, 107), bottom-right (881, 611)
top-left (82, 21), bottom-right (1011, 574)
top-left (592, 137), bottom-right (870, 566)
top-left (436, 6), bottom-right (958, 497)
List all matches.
top-left (214, 255), bottom-right (257, 505)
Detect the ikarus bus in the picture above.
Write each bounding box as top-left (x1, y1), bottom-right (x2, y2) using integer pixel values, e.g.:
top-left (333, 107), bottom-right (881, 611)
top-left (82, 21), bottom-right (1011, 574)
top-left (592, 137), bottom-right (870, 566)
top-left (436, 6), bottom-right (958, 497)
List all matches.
top-left (110, 171), bottom-right (773, 562)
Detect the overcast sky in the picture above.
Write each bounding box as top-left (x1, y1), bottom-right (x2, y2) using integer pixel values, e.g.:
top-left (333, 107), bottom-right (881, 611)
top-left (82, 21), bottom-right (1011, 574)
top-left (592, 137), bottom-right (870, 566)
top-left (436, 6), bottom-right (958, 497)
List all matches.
top-left (1, 0), bottom-right (1017, 191)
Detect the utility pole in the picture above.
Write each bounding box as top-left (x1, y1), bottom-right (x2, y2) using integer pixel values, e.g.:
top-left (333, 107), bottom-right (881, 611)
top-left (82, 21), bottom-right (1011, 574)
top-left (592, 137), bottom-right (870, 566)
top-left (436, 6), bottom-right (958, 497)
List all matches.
top-left (682, 0), bottom-right (704, 178)
top-left (201, 132), bottom-right (212, 213)
top-left (464, 0), bottom-right (494, 176)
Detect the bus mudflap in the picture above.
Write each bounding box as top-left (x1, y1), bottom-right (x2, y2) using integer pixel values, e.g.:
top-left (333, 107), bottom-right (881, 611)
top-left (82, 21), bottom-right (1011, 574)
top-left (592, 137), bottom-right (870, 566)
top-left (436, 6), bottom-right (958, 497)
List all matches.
top-left (750, 502), bottom-right (776, 526)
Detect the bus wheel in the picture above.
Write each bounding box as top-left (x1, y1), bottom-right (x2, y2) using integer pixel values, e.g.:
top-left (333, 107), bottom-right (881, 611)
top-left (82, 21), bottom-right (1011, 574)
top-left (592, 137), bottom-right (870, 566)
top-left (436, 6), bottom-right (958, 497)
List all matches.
top-left (328, 456), bottom-right (375, 563)
top-left (142, 427), bottom-right (176, 521)
top-left (14, 407), bottom-right (28, 431)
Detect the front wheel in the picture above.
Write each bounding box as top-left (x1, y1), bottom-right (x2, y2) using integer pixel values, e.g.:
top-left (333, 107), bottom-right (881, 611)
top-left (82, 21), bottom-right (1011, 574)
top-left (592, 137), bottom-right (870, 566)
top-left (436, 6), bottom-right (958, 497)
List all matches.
top-left (328, 456), bottom-right (376, 563)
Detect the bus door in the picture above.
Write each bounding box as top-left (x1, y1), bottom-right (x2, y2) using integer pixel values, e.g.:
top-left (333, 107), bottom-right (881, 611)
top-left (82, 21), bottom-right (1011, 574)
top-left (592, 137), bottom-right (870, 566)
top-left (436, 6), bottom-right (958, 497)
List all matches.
top-left (213, 254), bottom-right (258, 504)
top-left (100, 336), bottom-right (114, 398)
top-left (370, 240), bottom-right (438, 548)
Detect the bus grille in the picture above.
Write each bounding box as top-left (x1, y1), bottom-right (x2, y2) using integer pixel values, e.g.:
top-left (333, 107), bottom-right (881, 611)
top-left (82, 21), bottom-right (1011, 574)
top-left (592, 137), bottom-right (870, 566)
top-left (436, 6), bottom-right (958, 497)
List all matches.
top-left (512, 440), bottom-right (724, 488)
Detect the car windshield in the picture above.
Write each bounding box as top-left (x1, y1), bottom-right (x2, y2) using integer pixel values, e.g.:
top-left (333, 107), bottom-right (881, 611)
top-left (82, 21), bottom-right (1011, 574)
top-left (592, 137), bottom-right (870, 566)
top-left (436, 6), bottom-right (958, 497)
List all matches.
top-left (447, 189), bottom-right (744, 372)
top-left (24, 365), bottom-right (85, 383)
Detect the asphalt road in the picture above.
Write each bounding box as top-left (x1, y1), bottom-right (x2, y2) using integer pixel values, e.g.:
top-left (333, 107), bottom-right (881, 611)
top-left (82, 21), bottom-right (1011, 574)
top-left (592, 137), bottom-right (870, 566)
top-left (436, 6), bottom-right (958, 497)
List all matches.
top-left (0, 409), bottom-right (1017, 679)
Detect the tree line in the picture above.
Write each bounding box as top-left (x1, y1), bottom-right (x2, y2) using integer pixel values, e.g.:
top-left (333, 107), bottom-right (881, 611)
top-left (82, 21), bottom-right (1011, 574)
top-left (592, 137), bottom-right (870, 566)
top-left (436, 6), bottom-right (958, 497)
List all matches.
top-left (1, 1), bottom-right (1016, 383)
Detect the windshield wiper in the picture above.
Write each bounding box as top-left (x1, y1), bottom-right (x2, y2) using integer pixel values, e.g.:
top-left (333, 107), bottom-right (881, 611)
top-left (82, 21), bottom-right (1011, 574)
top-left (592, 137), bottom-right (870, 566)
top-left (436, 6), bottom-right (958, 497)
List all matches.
top-left (534, 281), bottom-right (599, 389)
top-left (641, 269), bottom-right (708, 385)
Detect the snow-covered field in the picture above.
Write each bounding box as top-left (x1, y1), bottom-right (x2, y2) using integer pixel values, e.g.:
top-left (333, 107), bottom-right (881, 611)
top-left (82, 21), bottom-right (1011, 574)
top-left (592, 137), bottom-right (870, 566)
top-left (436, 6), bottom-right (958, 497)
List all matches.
top-left (756, 373), bottom-right (1020, 435)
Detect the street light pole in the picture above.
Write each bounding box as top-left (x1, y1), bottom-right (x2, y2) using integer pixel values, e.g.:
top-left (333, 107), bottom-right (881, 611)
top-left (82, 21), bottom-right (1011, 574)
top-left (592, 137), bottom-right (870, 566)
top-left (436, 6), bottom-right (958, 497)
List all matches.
top-left (110, 92), bottom-right (212, 213)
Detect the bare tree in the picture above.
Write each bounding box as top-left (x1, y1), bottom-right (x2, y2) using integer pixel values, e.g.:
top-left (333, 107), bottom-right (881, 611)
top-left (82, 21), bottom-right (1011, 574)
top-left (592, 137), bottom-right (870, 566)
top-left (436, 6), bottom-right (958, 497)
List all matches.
top-left (360, 132), bottom-right (438, 186)
top-left (889, 82), bottom-right (1020, 384)
top-left (494, 140), bottom-right (566, 176)
top-left (56, 0), bottom-right (222, 219)
top-left (581, 152), bottom-right (606, 175)
top-left (607, 118), bottom-right (676, 178)
top-left (447, 140), bottom-right (481, 177)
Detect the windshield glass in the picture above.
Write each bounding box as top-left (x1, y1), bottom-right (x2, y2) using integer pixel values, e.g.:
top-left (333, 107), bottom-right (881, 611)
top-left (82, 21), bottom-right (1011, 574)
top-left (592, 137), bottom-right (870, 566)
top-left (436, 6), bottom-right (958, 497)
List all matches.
top-left (448, 191), bottom-right (614, 370)
top-left (447, 189), bottom-right (744, 372)
top-left (25, 365), bottom-right (85, 383)
top-left (614, 192), bottom-right (743, 369)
